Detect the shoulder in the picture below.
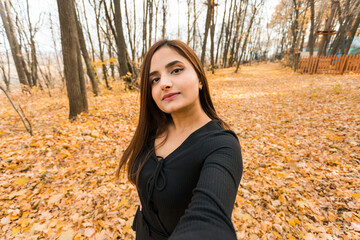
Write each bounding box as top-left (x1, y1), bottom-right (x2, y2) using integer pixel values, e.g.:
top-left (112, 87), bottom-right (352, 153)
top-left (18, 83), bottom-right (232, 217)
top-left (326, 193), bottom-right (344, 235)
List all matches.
top-left (197, 120), bottom-right (243, 188)
top-left (177, 119), bottom-right (242, 168)
top-left (198, 120), bottom-right (242, 169)
top-left (199, 120), bottom-right (240, 151)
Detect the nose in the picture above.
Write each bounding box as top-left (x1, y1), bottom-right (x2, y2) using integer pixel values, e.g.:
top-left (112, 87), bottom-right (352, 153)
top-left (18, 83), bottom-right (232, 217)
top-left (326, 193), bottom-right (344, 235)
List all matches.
top-left (160, 75), bottom-right (172, 90)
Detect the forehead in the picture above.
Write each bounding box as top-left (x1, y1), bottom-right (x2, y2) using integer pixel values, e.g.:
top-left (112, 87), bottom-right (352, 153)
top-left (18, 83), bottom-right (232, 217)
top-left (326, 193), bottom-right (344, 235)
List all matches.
top-left (150, 46), bottom-right (190, 71)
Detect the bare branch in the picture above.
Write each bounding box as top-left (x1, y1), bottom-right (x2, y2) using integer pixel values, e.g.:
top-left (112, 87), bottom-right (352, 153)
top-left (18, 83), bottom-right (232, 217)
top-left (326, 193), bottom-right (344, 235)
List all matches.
top-left (0, 85), bottom-right (33, 136)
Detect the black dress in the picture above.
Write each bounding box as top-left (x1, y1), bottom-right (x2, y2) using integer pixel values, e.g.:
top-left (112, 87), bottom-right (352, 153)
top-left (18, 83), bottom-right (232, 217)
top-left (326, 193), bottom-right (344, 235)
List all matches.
top-left (132, 120), bottom-right (243, 240)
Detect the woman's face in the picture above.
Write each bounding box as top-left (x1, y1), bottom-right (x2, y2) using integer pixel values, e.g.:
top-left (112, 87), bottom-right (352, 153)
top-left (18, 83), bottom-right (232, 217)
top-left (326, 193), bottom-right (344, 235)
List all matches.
top-left (149, 46), bottom-right (202, 115)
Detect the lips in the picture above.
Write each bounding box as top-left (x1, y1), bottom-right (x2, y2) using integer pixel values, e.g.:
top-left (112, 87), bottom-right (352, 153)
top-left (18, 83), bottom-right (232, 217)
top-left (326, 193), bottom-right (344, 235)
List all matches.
top-left (162, 92), bottom-right (180, 101)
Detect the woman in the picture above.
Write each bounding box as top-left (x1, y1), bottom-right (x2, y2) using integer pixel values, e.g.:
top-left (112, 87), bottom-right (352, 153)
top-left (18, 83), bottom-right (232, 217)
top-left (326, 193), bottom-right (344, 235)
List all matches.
top-left (116, 40), bottom-right (243, 240)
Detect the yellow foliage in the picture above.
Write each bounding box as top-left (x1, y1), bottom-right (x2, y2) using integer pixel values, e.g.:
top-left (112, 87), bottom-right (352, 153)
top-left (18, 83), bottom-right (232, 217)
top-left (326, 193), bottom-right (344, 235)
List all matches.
top-left (14, 177), bottom-right (28, 186)
top-left (109, 57), bottom-right (117, 63)
top-left (273, 231), bottom-right (283, 239)
top-left (352, 193), bottom-right (360, 199)
top-left (1, 63), bottom-right (359, 239)
top-left (12, 226), bottom-right (21, 234)
top-left (288, 217), bottom-right (300, 227)
top-left (286, 233), bottom-right (297, 240)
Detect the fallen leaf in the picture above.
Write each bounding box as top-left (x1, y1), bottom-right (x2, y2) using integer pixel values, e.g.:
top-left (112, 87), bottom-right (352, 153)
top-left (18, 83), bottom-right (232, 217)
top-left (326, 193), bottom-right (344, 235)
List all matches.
top-left (84, 227), bottom-right (95, 237)
top-left (59, 229), bottom-right (75, 240)
top-left (14, 177), bottom-right (28, 186)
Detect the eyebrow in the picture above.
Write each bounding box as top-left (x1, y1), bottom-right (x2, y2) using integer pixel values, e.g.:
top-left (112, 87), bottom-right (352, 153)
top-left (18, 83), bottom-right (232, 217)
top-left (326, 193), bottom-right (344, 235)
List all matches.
top-left (149, 60), bottom-right (184, 77)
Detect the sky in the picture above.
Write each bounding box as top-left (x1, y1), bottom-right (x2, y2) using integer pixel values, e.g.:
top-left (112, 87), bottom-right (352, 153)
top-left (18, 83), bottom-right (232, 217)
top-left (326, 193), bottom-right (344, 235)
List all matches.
top-left (0, 0), bottom-right (283, 70)
top-left (0, 0), bottom-right (280, 52)
top-left (0, 0), bottom-right (281, 86)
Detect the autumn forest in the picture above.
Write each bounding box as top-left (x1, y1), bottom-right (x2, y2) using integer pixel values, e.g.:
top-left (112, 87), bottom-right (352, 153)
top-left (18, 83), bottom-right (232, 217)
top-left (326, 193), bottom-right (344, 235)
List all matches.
top-left (1, 0), bottom-right (360, 239)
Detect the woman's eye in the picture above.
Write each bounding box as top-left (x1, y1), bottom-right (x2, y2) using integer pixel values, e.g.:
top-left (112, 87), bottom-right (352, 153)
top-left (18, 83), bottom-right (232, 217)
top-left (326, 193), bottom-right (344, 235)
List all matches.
top-left (171, 68), bottom-right (184, 74)
top-left (151, 77), bottom-right (160, 84)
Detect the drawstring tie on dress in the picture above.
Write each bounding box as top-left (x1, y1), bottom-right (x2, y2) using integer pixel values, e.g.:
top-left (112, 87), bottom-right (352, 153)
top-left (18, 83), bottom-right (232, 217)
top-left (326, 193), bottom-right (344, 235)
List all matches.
top-left (146, 156), bottom-right (170, 237)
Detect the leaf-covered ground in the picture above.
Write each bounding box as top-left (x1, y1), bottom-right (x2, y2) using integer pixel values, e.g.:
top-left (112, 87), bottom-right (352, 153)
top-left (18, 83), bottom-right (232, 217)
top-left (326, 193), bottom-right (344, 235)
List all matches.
top-left (0, 63), bottom-right (359, 239)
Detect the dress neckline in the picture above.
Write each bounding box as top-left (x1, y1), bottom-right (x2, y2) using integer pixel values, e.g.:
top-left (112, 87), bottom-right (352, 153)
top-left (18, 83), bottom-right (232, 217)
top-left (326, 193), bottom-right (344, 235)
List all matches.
top-left (152, 119), bottom-right (218, 161)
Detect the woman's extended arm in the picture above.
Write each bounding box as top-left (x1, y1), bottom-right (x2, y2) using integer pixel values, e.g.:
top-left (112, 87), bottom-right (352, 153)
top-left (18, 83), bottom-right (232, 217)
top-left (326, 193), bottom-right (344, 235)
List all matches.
top-left (169, 134), bottom-right (243, 240)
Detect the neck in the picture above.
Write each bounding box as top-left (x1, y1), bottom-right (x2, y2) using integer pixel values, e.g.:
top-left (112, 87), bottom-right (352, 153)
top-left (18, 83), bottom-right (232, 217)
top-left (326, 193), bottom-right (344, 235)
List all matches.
top-left (170, 105), bottom-right (211, 133)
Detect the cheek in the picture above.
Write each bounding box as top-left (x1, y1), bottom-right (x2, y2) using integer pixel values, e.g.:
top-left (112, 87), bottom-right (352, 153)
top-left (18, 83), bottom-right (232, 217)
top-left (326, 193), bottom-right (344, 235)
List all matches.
top-left (151, 89), bottom-right (156, 102)
top-left (151, 87), bottom-right (160, 104)
top-left (184, 77), bottom-right (200, 95)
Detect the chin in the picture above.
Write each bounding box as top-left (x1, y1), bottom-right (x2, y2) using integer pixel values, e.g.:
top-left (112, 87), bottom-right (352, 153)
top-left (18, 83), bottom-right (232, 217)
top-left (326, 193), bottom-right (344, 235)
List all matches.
top-left (158, 103), bottom-right (178, 113)
top-left (160, 106), bottom-right (180, 114)
top-left (161, 109), bottom-right (177, 114)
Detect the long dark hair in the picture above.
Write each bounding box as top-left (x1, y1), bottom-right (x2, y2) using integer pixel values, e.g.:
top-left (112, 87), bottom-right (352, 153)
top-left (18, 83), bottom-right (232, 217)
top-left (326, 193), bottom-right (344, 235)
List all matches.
top-left (116, 39), bottom-right (228, 185)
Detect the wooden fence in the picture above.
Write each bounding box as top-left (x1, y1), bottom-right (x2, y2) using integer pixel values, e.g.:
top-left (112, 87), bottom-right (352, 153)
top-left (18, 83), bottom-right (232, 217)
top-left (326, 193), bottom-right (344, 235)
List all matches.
top-left (297, 54), bottom-right (360, 74)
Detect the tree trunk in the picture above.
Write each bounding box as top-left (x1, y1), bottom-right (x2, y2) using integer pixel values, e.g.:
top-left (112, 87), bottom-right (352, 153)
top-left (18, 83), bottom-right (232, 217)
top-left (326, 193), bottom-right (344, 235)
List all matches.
top-left (113, 0), bottom-right (130, 77)
top-left (339, 1), bottom-right (359, 55)
top-left (295, 2), bottom-right (308, 52)
top-left (10, 1), bottom-right (32, 87)
top-left (318, 1), bottom-right (339, 56)
top-left (233, 1), bottom-right (248, 66)
top-left (229, 0), bottom-right (244, 67)
top-left (329, 0), bottom-right (352, 56)
top-left (133, 0), bottom-right (137, 60)
top-left (294, 1), bottom-right (308, 71)
top-left (82, 0), bottom-right (96, 61)
top-left (0, 33), bottom-right (11, 91)
top-left (162, 0), bottom-right (167, 39)
top-left (148, 0), bottom-right (153, 48)
top-left (106, 23), bottom-right (115, 80)
top-left (312, 0), bottom-right (328, 52)
top-left (49, 13), bottom-right (65, 85)
top-left (57, 0), bottom-right (88, 119)
top-left (29, 39), bottom-right (38, 87)
top-left (154, 0), bottom-right (159, 42)
top-left (201, 0), bottom-right (213, 65)
top-left (142, 0), bottom-right (148, 57)
top-left (0, 64), bottom-right (10, 91)
top-left (308, 0), bottom-right (315, 56)
top-left (290, 0), bottom-right (299, 70)
top-left (210, 4), bottom-right (215, 73)
top-left (75, 8), bottom-right (100, 96)
top-left (124, 0), bottom-right (135, 61)
top-left (187, 0), bottom-right (191, 45)
top-left (192, 0), bottom-right (196, 50)
top-left (235, 1), bottom-right (259, 73)
top-left (344, 13), bottom-right (360, 55)
top-left (177, 0), bottom-right (180, 39)
top-left (95, 0), bottom-right (110, 89)
top-left (26, 0), bottom-right (39, 87)
top-left (222, 0), bottom-right (235, 68)
top-left (215, 0), bottom-right (227, 65)
top-left (0, 0), bottom-right (29, 88)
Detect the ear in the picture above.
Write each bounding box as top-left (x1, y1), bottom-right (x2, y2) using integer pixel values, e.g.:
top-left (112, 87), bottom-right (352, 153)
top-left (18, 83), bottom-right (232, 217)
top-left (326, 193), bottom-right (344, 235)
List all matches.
top-left (199, 81), bottom-right (203, 90)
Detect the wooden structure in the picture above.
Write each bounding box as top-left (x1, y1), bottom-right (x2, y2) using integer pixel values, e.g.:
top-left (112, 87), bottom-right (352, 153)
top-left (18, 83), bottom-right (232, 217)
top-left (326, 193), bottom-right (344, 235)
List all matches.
top-left (317, 0), bottom-right (340, 56)
top-left (316, 30), bottom-right (337, 36)
top-left (297, 54), bottom-right (360, 74)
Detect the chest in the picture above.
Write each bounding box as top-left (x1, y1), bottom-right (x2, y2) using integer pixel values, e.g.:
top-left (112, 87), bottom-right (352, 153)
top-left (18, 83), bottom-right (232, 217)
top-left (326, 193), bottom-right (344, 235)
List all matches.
top-left (137, 141), bottom-right (206, 210)
top-left (154, 132), bottom-right (193, 159)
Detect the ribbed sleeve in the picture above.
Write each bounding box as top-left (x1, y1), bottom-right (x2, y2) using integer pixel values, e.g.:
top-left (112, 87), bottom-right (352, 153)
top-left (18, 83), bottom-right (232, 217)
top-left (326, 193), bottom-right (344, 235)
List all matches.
top-left (169, 134), bottom-right (243, 240)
